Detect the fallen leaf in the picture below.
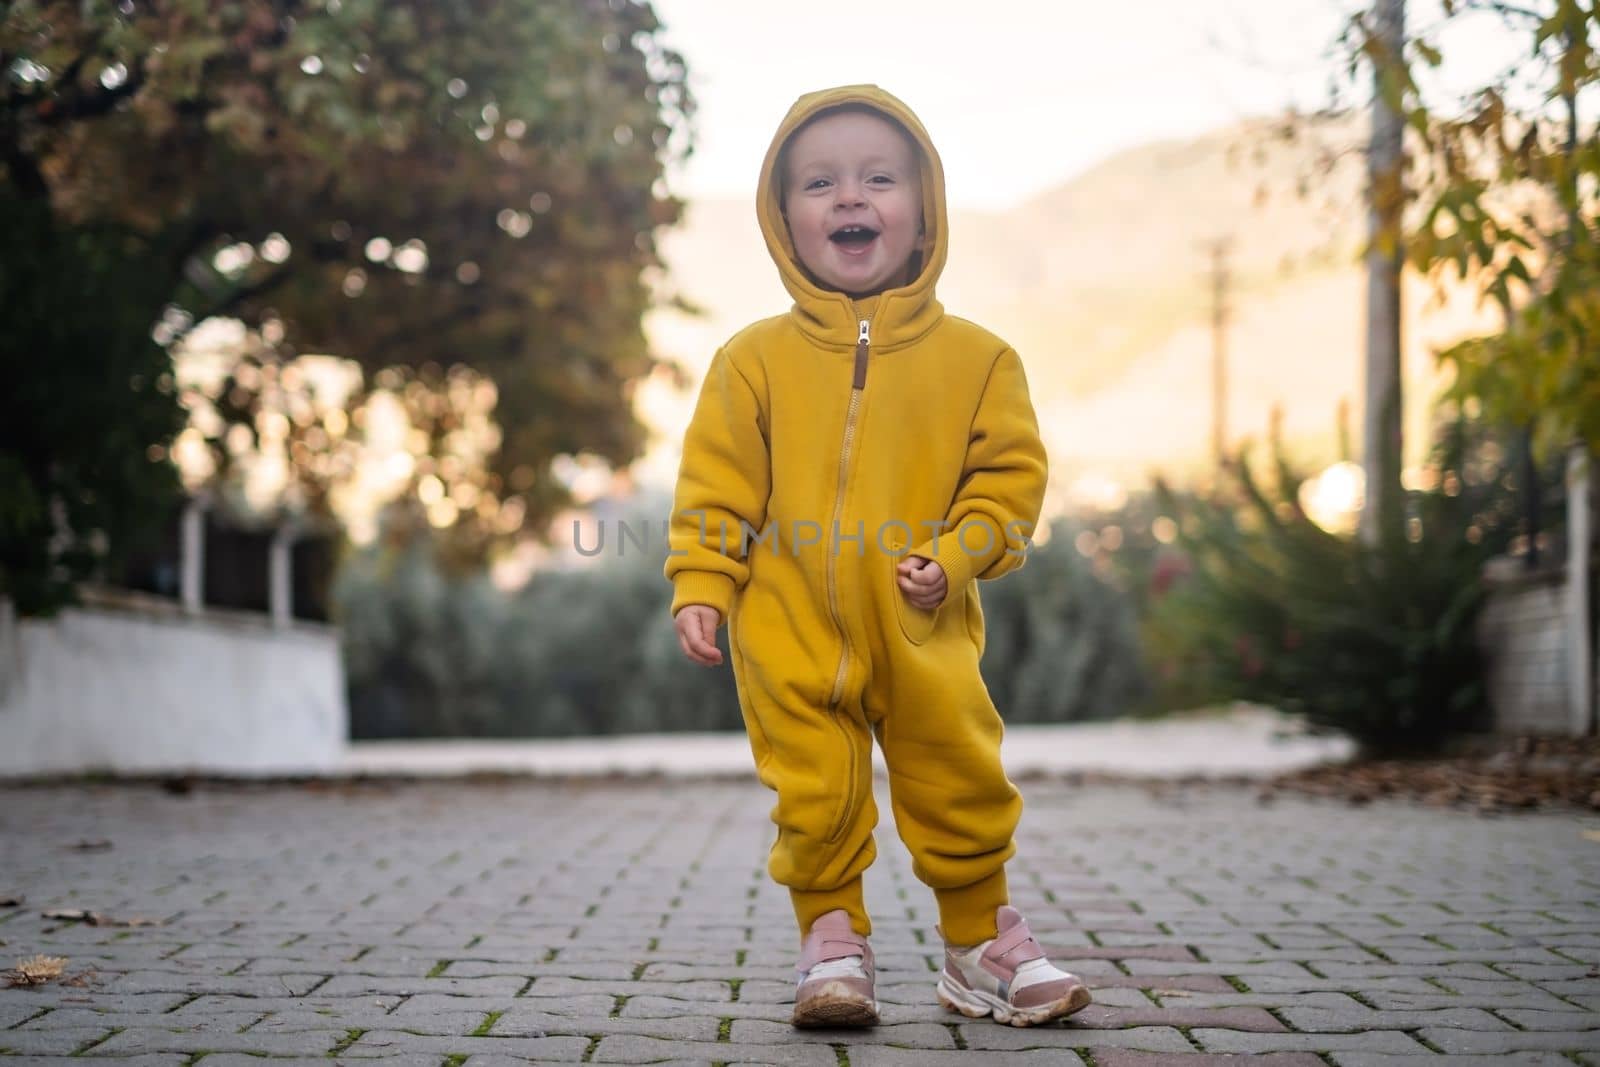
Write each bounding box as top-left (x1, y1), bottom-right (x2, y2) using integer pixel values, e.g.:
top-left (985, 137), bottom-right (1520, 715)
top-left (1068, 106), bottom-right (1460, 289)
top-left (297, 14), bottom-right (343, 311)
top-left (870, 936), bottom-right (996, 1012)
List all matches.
top-left (4, 955), bottom-right (67, 987)
top-left (1581, 829), bottom-right (1600, 843)
top-left (0, 895), bottom-right (23, 907)
top-left (42, 908), bottom-right (101, 923)
top-left (40, 908), bottom-right (162, 927)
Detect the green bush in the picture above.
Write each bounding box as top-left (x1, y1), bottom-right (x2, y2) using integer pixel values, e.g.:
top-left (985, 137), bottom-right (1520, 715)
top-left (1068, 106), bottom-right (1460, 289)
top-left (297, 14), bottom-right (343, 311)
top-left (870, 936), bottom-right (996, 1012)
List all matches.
top-left (0, 198), bottom-right (185, 615)
top-left (1144, 420), bottom-right (1547, 753)
top-left (334, 507), bottom-right (1146, 737)
top-left (977, 538), bottom-right (1148, 723)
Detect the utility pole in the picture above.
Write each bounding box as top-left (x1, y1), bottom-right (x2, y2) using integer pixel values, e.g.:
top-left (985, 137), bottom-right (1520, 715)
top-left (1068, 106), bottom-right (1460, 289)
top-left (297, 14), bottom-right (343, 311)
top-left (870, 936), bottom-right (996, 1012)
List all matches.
top-left (1361, 0), bottom-right (1406, 546)
top-left (1203, 237), bottom-right (1233, 468)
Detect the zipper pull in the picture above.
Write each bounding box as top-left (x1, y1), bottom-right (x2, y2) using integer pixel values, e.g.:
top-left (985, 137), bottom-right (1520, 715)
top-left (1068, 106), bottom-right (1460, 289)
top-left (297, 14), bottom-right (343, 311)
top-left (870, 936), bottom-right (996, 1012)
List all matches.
top-left (853, 319), bottom-right (870, 390)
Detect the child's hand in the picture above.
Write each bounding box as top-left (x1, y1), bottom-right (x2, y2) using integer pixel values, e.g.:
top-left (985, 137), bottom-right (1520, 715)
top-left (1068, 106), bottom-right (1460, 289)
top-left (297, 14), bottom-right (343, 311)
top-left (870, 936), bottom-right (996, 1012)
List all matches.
top-left (896, 555), bottom-right (947, 610)
top-left (674, 604), bottom-right (724, 667)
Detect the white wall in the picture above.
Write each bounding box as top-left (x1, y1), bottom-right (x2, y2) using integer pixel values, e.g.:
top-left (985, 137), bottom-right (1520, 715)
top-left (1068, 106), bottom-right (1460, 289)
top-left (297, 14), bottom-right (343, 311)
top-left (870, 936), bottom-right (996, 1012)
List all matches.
top-left (0, 593), bottom-right (347, 777)
top-left (1478, 565), bottom-right (1574, 735)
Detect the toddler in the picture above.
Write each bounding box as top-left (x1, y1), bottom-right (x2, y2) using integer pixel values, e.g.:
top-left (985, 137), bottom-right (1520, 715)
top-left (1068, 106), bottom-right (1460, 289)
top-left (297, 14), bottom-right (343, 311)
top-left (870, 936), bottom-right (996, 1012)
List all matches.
top-left (665, 85), bottom-right (1090, 1028)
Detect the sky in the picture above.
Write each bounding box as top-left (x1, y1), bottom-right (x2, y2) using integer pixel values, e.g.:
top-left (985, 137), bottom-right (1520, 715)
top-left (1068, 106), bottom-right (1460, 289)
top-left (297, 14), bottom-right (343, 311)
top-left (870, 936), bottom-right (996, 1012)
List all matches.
top-left (649, 0), bottom-right (1522, 212)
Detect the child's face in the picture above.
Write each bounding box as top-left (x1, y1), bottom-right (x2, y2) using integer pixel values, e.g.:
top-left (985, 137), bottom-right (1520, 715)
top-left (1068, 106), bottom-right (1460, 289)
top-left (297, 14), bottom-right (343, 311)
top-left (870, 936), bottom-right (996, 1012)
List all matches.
top-left (782, 111), bottom-right (924, 298)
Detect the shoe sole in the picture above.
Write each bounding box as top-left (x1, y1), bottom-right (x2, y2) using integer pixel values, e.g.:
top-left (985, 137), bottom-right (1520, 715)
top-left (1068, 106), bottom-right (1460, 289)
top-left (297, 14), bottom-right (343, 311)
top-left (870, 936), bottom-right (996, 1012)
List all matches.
top-left (936, 973), bottom-right (1092, 1027)
top-left (792, 984), bottom-right (880, 1028)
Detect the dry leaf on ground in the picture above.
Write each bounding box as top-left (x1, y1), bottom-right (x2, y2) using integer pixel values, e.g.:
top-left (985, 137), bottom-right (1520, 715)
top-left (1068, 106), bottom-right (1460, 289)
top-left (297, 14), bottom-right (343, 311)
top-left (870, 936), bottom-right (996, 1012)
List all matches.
top-left (40, 908), bottom-right (162, 927)
top-left (42, 908), bottom-right (100, 923)
top-left (3, 955), bottom-right (67, 987)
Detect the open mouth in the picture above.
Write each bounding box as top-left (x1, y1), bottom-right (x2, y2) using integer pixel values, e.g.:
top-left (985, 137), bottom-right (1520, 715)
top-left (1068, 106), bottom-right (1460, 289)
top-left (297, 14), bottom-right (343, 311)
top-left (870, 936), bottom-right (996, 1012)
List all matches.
top-left (829, 224), bottom-right (880, 248)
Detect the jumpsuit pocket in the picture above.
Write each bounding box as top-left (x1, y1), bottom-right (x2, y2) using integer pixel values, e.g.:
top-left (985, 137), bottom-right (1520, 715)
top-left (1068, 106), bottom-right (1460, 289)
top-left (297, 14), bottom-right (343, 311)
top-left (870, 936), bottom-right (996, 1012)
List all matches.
top-left (964, 584), bottom-right (986, 658)
top-left (888, 535), bottom-right (940, 645)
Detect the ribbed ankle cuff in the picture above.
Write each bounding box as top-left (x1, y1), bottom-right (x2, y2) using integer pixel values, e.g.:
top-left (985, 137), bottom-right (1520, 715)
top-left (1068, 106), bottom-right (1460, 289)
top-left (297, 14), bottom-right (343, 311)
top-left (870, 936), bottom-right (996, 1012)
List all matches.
top-left (934, 868), bottom-right (1008, 946)
top-left (791, 880), bottom-right (869, 940)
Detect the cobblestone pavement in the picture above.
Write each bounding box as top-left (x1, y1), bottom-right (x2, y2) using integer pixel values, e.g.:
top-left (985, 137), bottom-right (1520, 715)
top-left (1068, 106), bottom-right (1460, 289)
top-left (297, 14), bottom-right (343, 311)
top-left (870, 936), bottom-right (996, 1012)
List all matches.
top-left (2, 777), bottom-right (1598, 1065)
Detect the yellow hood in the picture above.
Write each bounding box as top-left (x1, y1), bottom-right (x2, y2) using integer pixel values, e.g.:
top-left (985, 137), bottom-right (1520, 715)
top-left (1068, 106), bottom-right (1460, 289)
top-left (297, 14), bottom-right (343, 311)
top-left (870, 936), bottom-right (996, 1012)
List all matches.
top-left (756, 85), bottom-right (948, 351)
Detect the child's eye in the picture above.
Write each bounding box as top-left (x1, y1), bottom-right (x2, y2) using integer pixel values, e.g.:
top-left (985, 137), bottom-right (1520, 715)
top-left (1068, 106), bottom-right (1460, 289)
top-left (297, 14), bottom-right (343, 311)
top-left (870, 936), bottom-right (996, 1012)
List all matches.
top-left (805, 178), bottom-right (832, 191)
top-left (868, 175), bottom-right (894, 185)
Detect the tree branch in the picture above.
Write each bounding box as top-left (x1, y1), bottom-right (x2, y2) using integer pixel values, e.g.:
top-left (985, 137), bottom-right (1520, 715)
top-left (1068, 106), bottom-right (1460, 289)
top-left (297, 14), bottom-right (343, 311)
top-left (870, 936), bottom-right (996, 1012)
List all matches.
top-left (31, 69), bottom-right (145, 126)
top-left (169, 263), bottom-right (297, 346)
top-left (1466, 0), bottom-right (1546, 22)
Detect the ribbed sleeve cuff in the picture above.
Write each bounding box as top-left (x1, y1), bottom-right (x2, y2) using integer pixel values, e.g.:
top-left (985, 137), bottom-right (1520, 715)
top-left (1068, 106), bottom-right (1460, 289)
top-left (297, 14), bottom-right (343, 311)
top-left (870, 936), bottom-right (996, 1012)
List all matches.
top-left (911, 516), bottom-right (1006, 604)
top-left (670, 571), bottom-right (736, 622)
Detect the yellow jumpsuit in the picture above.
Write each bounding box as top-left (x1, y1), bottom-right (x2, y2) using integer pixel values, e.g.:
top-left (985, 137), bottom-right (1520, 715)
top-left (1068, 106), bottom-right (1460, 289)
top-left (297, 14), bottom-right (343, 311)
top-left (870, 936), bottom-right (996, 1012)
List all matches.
top-left (664, 86), bottom-right (1049, 947)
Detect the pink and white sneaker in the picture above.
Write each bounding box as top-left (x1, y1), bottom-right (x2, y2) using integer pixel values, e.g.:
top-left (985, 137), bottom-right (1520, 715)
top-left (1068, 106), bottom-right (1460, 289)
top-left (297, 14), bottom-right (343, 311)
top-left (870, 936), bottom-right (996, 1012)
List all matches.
top-left (792, 909), bottom-right (879, 1028)
top-left (936, 905), bottom-right (1092, 1026)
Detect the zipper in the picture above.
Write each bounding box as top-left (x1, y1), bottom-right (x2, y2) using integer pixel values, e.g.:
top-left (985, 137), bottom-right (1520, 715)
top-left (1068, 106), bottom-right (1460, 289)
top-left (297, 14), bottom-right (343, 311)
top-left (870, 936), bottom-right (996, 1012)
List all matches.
top-left (822, 317), bottom-right (870, 842)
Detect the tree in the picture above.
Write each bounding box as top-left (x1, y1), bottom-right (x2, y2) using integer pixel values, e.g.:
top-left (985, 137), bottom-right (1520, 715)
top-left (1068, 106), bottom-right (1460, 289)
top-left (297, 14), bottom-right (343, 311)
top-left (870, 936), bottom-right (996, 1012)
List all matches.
top-left (1360, 0), bottom-right (1408, 547)
top-left (1355, 0), bottom-right (1598, 460)
top-left (0, 197), bottom-right (186, 615)
top-left (1, 0), bottom-right (693, 610)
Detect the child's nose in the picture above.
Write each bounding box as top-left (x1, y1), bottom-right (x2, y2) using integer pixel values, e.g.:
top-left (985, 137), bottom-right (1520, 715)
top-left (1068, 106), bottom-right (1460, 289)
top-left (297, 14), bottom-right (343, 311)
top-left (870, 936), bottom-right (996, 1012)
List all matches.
top-left (833, 180), bottom-right (866, 207)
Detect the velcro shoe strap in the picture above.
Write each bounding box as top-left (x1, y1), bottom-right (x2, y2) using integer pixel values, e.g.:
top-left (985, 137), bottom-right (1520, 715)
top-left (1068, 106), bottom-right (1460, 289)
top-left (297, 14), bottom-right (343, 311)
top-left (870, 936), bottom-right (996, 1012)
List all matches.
top-left (987, 920), bottom-right (1045, 966)
top-left (798, 933), bottom-right (868, 972)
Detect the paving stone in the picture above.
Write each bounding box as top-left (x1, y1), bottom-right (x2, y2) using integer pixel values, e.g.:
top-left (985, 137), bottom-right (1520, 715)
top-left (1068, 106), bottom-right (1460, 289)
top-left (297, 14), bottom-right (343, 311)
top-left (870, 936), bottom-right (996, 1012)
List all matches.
top-left (249, 1008), bottom-right (489, 1034)
top-left (1120, 959), bottom-right (1317, 977)
top-left (520, 976), bottom-right (734, 1000)
top-left (1498, 1007), bottom-right (1600, 1029)
top-left (17, 1007), bottom-right (265, 1032)
top-left (731, 1018), bottom-right (954, 1047)
top-left (1279, 1005), bottom-right (1512, 1032)
top-left (1071, 1004), bottom-right (1287, 1031)
top-left (1099, 974), bottom-right (1238, 994)
top-left (7, 1056), bottom-right (189, 1066)
top-left (0, 1025), bottom-right (116, 1055)
top-left (1364, 987), bottom-right (1578, 1011)
top-left (1537, 978), bottom-right (1600, 998)
top-left (617, 994), bottom-right (974, 1027)
top-left (1328, 1056), bottom-right (1578, 1067)
top-left (0, 991), bottom-right (193, 1013)
top-left (958, 1023), bottom-right (1192, 1052)
top-left (1149, 991), bottom-right (1359, 1010)
top-left (0, 1000), bottom-right (50, 1027)
top-left (1415, 1027), bottom-right (1600, 1054)
top-left (445, 960), bottom-right (643, 980)
top-left (390, 992), bottom-right (617, 1017)
top-left (1234, 974), bottom-right (1442, 995)
top-left (590, 1034), bottom-right (837, 1064)
top-left (489, 1008), bottom-right (720, 1041)
top-left (88, 1027), bottom-right (347, 1056)
top-left (312, 974), bottom-right (528, 997)
top-left (340, 1030), bottom-right (591, 1058)
top-left (1094, 1054), bottom-right (1326, 1067)
top-left (1193, 1029), bottom-right (1429, 1054)
top-left (466, 1060), bottom-right (709, 1067)
top-left (171, 993), bottom-right (406, 1014)
top-left (850, 1050), bottom-right (1082, 1067)
top-left (93, 970), bottom-right (330, 996)
top-left (230, 956), bottom-right (447, 978)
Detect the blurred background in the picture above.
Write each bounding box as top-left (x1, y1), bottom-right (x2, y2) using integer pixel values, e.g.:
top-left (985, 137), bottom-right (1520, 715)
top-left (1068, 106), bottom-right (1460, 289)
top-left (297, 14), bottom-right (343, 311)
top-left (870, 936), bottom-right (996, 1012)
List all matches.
top-left (1, 0), bottom-right (1594, 778)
